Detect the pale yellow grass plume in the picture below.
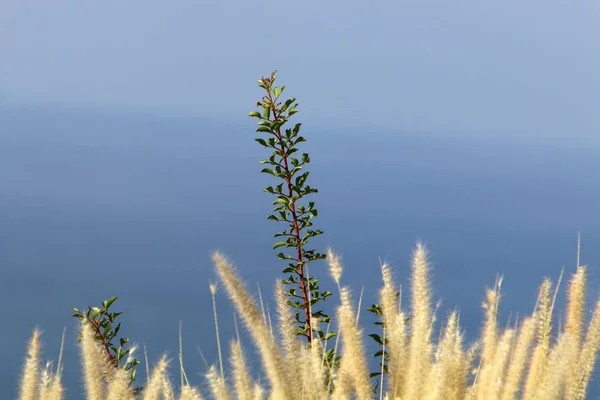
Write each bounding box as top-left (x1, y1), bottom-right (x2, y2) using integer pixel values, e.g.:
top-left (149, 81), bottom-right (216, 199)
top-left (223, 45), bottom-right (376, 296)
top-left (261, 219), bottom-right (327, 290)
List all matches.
top-left (37, 362), bottom-right (52, 400)
top-left (566, 267), bottom-right (587, 348)
top-left (474, 276), bottom-right (502, 399)
top-left (485, 327), bottom-right (515, 399)
top-left (568, 296), bottom-right (600, 400)
top-left (535, 331), bottom-right (572, 400)
top-left (424, 311), bottom-right (468, 400)
top-left (378, 260), bottom-right (407, 399)
top-left (330, 369), bottom-right (353, 400)
top-left (37, 361), bottom-right (64, 400)
top-left (141, 355), bottom-right (169, 400)
top-left (274, 279), bottom-right (303, 395)
top-left (252, 383), bottom-right (266, 400)
top-left (18, 328), bottom-right (41, 400)
top-left (206, 365), bottom-right (231, 400)
top-left (500, 316), bottom-right (535, 400)
top-left (403, 242), bottom-right (434, 400)
top-left (105, 366), bottom-right (136, 400)
top-left (327, 247), bottom-right (343, 290)
top-left (527, 266), bottom-right (589, 400)
top-left (212, 252), bottom-right (293, 400)
top-left (180, 385), bottom-right (204, 400)
top-left (229, 339), bottom-right (254, 400)
top-left (523, 277), bottom-right (555, 399)
top-left (18, 329), bottom-right (63, 400)
top-left (79, 320), bottom-right (111, 400)
top-left (80, 320), bottom-right (145, 400)
top-left (20, 241), bottom-right (600, 400)
top-left (299, 332), bottom-right (329, 400)
top-left (334, 287), bottom-right (372, 400)
top-left (565, 266), bottom-right (588, 389)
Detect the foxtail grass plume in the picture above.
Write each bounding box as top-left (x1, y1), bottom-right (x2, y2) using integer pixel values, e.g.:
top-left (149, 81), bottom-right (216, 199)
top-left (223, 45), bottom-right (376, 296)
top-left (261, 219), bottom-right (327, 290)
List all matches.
top-left (18, 243), bottom-right (600, 400)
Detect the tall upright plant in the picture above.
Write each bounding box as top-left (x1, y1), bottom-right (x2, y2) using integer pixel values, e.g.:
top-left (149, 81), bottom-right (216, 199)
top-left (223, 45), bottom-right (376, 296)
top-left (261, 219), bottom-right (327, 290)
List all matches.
top-left (248, 70), bottom-right (335, 350)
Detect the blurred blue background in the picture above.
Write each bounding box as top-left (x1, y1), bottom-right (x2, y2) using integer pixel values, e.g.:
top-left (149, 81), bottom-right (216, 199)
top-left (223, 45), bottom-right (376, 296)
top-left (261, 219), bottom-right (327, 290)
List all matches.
top-left (1, 1), bottom-right (599, 398)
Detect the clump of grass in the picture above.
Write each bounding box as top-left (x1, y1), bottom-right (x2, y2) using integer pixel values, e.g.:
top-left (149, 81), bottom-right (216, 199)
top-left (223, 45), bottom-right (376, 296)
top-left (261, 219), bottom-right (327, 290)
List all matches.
top-left (20, 242), bottom-right (600, 399)
top-left (18, 320), bottom-right (203, 400)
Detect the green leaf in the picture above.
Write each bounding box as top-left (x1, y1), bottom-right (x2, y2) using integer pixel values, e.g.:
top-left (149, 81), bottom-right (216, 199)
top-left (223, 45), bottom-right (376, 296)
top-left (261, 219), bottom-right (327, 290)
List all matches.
top-left (255, 138), bottom-right (268, 147)
top-left (256, 125), bottom-right (272, 133)
top-left (260, 168), bottom-right (276, 176)
top-left (103, 296), bottom-right (118, 310)
top-left (270, 120), bottom-right (285, 131)
top-left (292, 123), bottom-right (302, 135)
top-left (368, 333), bottom-right (383, 345)
top-left (248, 111), bottom-right (262, 118)
top-left (276, 252), bottom-right (293, 260)
top-left (91, 307), bottom-right (102, 319)
top-left (262, 105), bottom-right (271, 119)
top-left (281, 98), bottom-right (296, 112)
top-left (273, 241), bottom-right (287, 249)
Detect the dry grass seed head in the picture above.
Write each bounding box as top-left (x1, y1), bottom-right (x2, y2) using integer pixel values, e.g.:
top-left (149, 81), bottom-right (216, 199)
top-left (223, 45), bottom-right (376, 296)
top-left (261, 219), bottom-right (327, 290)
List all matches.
top-left (335, 287), bottom-right (372, 400)
top-left (274, 279), bottom-right (302, 394)
top-left (327, 247), bottom-right (343, 289)
top-left (230, 339), bottom-right (253, 400)
top-left (523, 278), bottom-right (554, 400)
top-left (213, 252), bottom-right (293, 400)
top-left (500, 316), bottom-right (536, 400)
top-left (180, 385), bottom-right (204, 400)
top-left (106, 366), bottom-right (135, 400)
top-left (18, 328), bottom-right (42, 400)
top-left (206, 365), bottom-right (231, 400)
top-left (79, 320), bottom-right (113, 400)
top-left (567, 293), bottom-right (600, 399)
top-left (142, 355), bottom-right (170, 400)
top-left (403, 242), bottom-right (433, 400)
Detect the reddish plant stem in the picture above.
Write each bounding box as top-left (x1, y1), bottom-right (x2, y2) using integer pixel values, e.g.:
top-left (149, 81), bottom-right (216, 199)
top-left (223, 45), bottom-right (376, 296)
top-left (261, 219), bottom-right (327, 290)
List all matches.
top-left (87, 315), bottom-right (117, 366)
top-left (266, 85), bottom-right (313, 343)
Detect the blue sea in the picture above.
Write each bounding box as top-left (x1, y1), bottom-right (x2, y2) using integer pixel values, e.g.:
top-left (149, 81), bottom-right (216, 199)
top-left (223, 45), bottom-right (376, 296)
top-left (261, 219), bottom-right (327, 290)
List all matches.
top-left (1, 106), bottom-right (599, 398)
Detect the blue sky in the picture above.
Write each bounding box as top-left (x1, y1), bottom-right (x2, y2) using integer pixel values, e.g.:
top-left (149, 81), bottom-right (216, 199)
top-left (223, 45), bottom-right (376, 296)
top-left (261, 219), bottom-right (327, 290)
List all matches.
top-left (2, 3), bottom-right (600, 396)
top-left (1, 0), bottom-right (599, 144)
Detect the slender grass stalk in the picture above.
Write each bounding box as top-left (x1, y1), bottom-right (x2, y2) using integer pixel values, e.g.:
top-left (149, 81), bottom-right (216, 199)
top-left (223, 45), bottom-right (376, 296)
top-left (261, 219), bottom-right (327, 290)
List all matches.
top-left (210, 283), bottom-right (225, 382)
